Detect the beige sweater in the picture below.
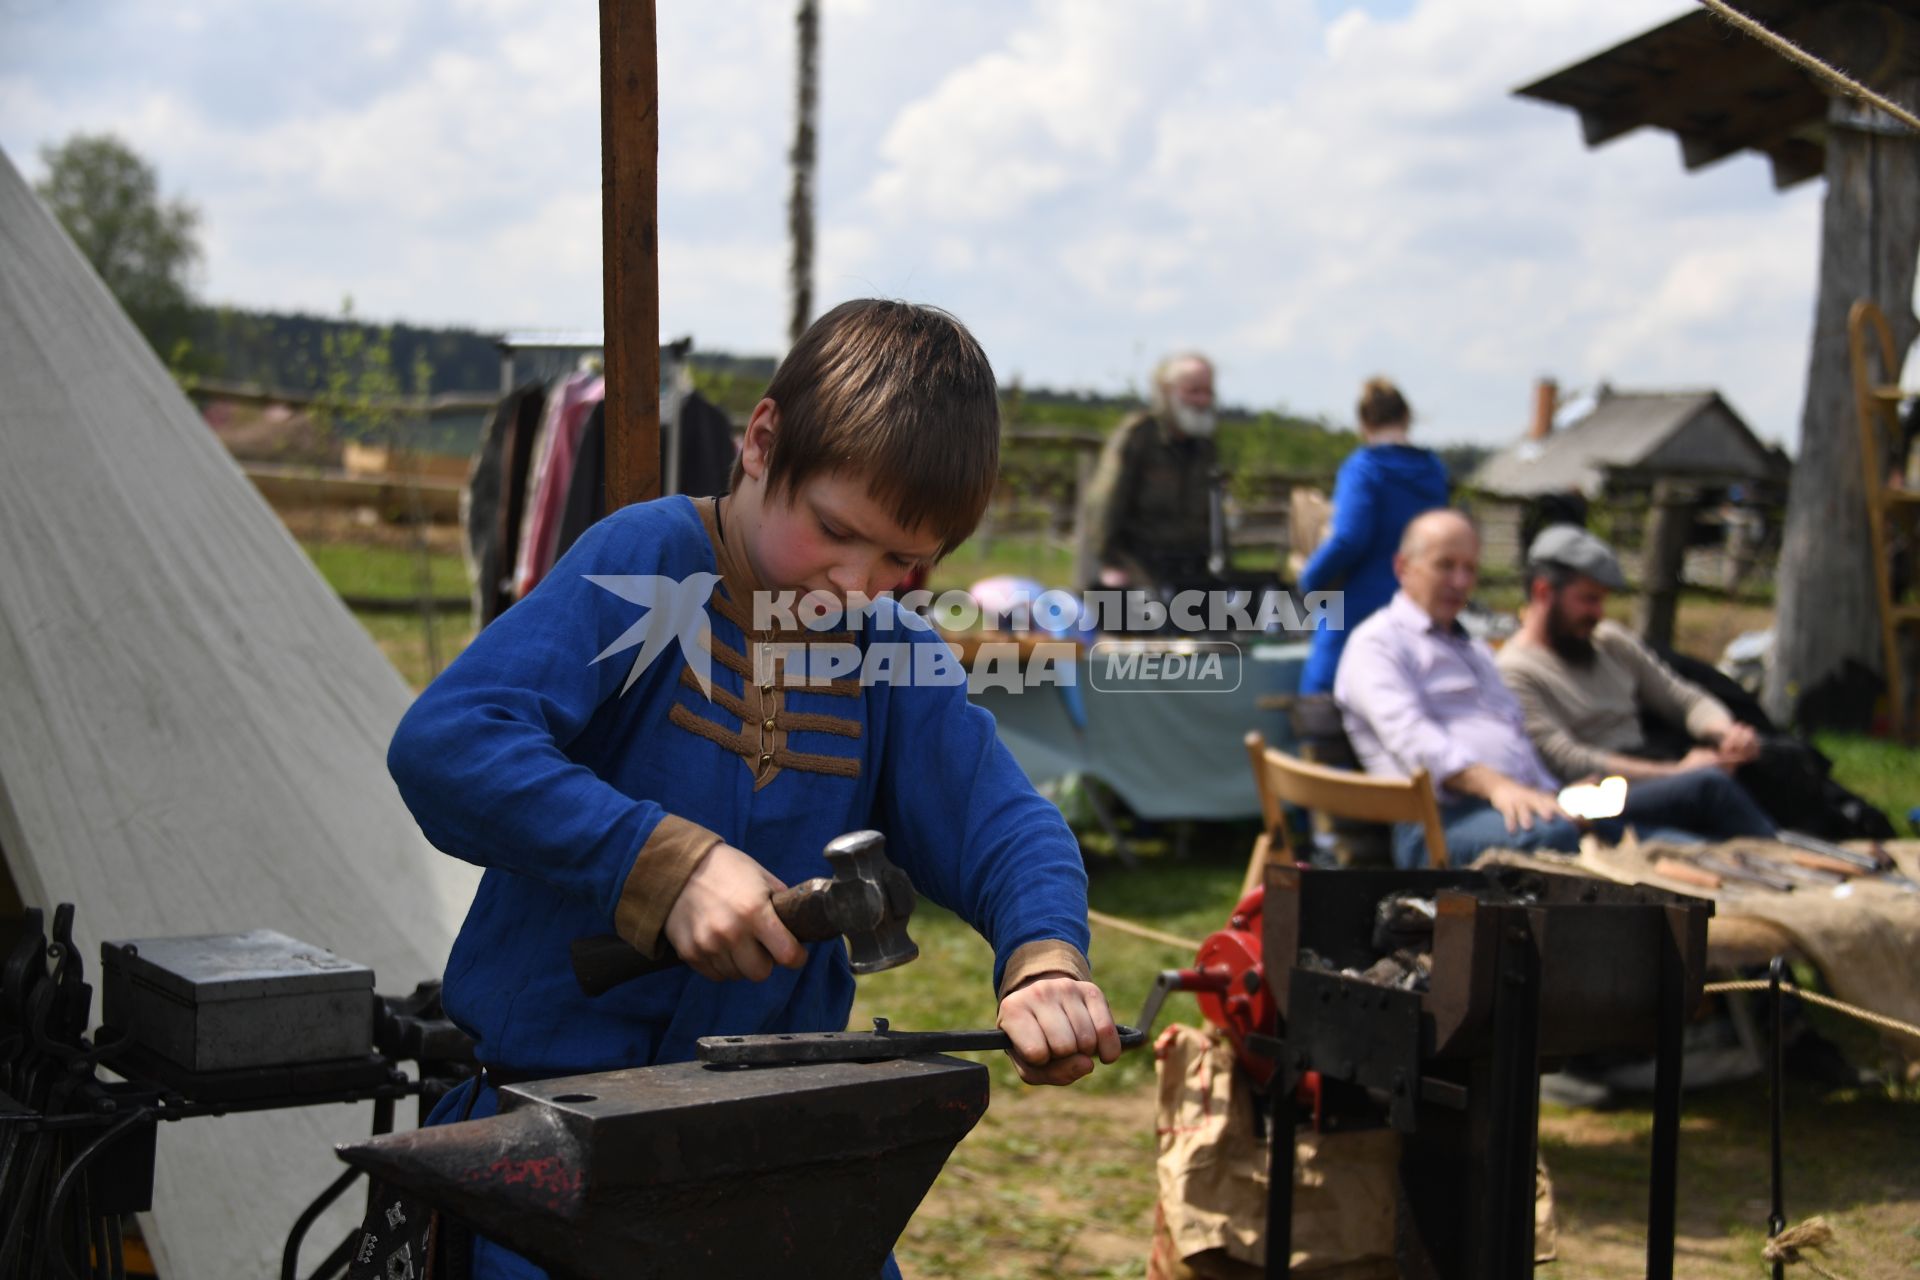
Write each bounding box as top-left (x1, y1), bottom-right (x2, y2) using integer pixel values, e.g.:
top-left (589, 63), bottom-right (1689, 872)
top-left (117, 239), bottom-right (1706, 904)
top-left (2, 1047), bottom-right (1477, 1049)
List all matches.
top-left (1495, 620), bottom-right (1733, 782)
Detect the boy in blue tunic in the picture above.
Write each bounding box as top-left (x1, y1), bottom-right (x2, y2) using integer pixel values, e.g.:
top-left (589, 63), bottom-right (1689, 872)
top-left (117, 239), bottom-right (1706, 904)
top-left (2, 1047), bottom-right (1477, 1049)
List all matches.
top-left (388, 299), bottom-right (1120, 1278)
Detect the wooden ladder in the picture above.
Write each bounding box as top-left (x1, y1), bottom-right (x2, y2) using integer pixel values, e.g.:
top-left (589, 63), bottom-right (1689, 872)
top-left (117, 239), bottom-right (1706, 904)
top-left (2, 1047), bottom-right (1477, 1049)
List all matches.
top-left (1848, 298), bottom-right (1920, 741)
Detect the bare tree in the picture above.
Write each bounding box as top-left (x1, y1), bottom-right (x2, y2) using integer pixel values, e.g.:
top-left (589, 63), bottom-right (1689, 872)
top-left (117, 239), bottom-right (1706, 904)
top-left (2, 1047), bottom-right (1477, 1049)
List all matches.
top-left (1764, 83), bottom-right (1920, 729)
top-left (787, 0), bottom-right (819, 345)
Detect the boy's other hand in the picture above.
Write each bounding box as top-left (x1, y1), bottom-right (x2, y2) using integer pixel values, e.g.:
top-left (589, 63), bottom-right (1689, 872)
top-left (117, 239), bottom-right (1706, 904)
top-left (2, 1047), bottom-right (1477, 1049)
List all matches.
top-left (664, 844), bottom-right (807, 983)
top-left (997, 973), bottom-right (1122, 1086)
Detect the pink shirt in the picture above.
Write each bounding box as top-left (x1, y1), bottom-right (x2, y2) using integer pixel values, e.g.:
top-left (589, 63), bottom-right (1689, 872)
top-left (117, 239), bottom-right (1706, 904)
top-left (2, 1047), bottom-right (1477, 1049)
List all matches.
top-left (512, 372), bottom-right (605, 598)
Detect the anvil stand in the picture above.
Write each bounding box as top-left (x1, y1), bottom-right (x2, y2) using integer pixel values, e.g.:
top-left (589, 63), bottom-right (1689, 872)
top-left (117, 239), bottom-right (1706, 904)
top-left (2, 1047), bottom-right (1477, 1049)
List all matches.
top-left (1254, 899), bottom-right (1689, 1280)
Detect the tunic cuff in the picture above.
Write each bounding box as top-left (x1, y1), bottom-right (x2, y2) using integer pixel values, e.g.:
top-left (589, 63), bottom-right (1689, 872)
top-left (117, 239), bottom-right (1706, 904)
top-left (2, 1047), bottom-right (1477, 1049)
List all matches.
top-left (997, 940), bottom-right (1093, 1000)
top-left (613, 815), bottom-right (725, 959)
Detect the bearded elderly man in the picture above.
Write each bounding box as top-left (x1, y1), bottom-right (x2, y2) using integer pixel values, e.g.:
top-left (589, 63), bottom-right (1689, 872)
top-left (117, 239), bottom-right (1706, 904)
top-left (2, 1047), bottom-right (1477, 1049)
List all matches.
top-left (1334, 510), bottom-right (1775, 868)
top-left (1081, 352), bottom-right (1220, 593)
top-left (1496, 525), bottom-right (1765, 783)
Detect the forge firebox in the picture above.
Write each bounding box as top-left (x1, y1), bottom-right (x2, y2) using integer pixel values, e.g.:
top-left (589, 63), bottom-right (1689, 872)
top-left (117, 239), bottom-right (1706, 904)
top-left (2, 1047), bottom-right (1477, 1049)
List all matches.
top-left (1257, 864), bottom-right (1714, 1280)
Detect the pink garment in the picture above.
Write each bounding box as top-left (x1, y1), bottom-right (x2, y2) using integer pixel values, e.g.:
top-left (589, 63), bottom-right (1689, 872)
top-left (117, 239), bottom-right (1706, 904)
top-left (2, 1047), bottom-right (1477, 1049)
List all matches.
top-left (511, 372), bottom-right (604, 598)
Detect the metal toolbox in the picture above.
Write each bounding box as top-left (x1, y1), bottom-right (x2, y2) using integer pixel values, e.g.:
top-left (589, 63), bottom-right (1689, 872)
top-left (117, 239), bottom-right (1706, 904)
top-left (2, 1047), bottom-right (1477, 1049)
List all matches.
top-left (101, 930), bottom-right (374, 1072)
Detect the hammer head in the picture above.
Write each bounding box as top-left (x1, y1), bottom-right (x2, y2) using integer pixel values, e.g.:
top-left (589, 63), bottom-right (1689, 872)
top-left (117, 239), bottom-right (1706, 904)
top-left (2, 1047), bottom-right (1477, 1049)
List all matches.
top-left (823, 830), bottom-right (919, 975)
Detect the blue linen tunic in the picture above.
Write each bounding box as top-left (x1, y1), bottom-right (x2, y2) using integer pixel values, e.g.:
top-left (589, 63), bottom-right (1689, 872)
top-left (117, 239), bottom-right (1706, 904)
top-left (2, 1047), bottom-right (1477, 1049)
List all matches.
top-left (389, 494), bottom-right (1091, 1075)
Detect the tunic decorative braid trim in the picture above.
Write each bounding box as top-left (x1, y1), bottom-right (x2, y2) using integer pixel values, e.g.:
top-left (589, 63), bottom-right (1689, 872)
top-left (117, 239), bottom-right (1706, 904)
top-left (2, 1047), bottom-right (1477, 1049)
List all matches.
top-left (672, 667), bottom-right (863, 782)
top-left (700, 632), bottom-right (862, 697)
top-left (777, 709), bottom-right (863, 739)
top-left (774, 746), bottom-right (862, 778)
top-left (703, 632), bottom-right (758, 680)
top-left (681, 665), bottom-right (749, 719)
top-left (668, 702), bottom-right (753, 756)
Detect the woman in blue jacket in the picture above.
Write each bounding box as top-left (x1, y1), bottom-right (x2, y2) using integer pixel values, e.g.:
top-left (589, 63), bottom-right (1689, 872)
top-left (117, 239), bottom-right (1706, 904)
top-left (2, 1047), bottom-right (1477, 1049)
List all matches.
top-left (1297, 378), bottom-right (1451, 694)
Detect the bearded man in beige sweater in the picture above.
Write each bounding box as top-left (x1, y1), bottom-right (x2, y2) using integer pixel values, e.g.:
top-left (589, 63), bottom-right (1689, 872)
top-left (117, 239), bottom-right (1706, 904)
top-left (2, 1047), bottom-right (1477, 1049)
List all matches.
top-left (1496, 525), bottom-right (1763, 783)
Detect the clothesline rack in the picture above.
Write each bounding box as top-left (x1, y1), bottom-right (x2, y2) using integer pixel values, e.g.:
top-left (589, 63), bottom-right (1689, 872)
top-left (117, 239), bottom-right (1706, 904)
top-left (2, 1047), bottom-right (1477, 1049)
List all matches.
top-left (496, 331), bottom-right (606, 393)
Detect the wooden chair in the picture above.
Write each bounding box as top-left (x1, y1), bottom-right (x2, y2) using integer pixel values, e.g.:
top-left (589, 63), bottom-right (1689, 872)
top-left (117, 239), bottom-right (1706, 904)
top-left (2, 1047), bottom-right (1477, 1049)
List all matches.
top-left (1241, 731), bottom-right (1449, 894)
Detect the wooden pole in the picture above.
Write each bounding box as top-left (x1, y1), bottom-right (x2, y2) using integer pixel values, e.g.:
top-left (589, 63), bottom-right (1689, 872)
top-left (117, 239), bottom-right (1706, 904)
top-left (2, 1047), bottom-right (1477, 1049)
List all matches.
top-left (787, 0), bottom-right (819, 345)
top-left (600, 0), bottom-right (661, 510)
top-left (1766, 77), bottom-right (1920, 726)
top-left (1637, 481), bottom-right (1696, 651)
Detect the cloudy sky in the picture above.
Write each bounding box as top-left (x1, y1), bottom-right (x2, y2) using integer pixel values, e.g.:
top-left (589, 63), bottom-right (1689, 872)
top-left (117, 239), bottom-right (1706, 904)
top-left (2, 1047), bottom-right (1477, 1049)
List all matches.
top-left (3, 0), bottom-right (1829, 445)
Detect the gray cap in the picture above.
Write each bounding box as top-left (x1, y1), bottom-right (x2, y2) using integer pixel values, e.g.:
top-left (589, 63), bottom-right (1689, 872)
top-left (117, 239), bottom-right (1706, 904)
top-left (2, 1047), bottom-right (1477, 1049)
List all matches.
top-left (1527, 524), bottom-right (1627, 590)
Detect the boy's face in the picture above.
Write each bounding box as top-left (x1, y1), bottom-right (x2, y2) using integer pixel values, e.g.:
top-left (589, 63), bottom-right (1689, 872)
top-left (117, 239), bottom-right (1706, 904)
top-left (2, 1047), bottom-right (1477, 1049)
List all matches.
top-left (736, 400), bottom-right (943, 602)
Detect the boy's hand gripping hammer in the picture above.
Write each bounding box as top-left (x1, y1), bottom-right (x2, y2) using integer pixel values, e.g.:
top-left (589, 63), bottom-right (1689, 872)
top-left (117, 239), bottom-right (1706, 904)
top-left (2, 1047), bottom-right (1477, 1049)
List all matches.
top-left (570, 830), bottom-right (919, 996)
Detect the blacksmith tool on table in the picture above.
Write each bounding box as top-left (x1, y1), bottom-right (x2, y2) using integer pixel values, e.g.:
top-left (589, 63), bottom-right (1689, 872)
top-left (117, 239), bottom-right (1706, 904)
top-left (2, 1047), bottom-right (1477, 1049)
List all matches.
top-left (1775, 830), bottom-right (1920, 892)
top-left (698, 1015), bottom-right (1149, 1065)
top-left (570, 829), bottom-right (919, 996)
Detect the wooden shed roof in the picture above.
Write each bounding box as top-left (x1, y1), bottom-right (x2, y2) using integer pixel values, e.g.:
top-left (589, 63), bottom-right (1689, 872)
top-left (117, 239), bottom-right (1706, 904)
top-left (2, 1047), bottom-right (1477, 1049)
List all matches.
top-left (1471, 388), bottom-right (1789, 497)
top-left (1516, 1), bottom-right (1920, 189)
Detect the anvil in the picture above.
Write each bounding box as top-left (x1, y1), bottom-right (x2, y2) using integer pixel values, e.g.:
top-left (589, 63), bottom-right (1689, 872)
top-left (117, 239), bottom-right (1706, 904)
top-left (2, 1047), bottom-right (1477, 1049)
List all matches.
top-left (336, 1055), bottom-right (989, 1279)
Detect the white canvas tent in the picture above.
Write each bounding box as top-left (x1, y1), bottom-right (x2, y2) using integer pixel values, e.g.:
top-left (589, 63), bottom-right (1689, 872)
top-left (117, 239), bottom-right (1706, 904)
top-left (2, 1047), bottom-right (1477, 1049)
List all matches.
top-left (0, 147), bottom-right (480, 1275)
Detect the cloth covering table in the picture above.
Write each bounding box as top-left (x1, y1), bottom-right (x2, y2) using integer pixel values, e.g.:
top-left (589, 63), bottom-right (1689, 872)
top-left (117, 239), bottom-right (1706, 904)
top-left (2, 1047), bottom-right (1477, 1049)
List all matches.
top-left (970, 641), bottom-right (1307, 822)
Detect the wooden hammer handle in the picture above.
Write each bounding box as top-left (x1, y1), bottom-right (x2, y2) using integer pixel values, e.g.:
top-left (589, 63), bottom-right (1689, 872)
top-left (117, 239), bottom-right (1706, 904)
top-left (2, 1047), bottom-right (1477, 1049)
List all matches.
top-left (1786, 849), bottom-right (1863, 878)
top-left (571, 878), bottom-right (836, 997)
top-left (1653, 856), bottom-right (1723, 891)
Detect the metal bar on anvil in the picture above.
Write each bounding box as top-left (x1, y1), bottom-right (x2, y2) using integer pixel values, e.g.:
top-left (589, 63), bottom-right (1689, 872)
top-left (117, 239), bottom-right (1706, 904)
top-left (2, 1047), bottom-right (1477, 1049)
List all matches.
top-left (336, 1055), bottom-right (989, 1280)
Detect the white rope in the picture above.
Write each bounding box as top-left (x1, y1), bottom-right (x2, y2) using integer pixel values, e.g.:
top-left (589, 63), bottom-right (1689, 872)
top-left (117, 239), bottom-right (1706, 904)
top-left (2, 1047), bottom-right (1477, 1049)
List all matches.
top-left (1701, 978), bottom-right (1920, 1043)
top-left (1086, 908), bottom-right (1202, 953)
top-left (1694, 0), bottom-right (1920, 135)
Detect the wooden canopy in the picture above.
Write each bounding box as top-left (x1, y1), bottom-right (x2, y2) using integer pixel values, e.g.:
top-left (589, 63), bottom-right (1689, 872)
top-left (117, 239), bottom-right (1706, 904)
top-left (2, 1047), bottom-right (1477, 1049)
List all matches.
top-left (1517, 0), bottom-right (1920, 188)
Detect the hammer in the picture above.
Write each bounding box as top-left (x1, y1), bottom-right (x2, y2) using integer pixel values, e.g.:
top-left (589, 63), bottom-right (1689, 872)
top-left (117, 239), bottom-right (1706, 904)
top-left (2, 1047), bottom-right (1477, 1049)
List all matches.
top-left (571, 829), bottom-right (918, 996)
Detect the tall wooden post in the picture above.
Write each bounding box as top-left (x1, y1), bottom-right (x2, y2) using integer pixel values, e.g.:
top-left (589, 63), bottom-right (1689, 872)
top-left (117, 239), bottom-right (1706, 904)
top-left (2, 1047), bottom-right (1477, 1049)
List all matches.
top-left (600, 0), bottom-right (661, 510)
top-left (1637, 481), bottom-right (1696, 651)
top-left (1765, 80), bottom-right (1920, 727)
top-left (788, 0), bottom-right (819, 345)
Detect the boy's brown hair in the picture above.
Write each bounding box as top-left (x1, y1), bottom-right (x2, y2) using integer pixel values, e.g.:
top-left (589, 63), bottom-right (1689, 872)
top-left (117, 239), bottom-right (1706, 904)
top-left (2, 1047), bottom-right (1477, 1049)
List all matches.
top-left (737, 298), bottom-right (1000, 558)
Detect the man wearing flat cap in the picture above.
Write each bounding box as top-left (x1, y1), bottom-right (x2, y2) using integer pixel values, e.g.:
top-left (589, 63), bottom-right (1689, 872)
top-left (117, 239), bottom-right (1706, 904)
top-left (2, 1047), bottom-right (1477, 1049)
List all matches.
top-left (1336, 511), bottom-right (1774, 868)
top-left (1496, 524), bottom-right (1764, 783)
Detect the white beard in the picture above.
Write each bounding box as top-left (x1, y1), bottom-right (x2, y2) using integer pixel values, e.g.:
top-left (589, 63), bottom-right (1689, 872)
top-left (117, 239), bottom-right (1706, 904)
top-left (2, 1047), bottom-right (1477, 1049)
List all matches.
top-left (1169, 402), bottom-right (1216, 438)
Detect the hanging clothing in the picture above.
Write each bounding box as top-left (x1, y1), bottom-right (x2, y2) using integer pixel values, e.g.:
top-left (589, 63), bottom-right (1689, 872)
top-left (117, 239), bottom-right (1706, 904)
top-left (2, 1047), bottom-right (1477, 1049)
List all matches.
top-left (557, 400), bottom-right (607, 562)
top-left (511, 371), bottom-right (604, 599)
top-left (553, 389), bottom-right (739, 563)
top-left (674, 389), bottom-right (738, 499)
top-left (465, 382), bottom-right (548, 626)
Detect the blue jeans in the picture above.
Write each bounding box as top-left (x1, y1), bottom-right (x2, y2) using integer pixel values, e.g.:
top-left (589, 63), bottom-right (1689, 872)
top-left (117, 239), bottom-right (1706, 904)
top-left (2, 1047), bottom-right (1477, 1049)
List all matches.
top-left (1395, 767), bottom-right (1776, 869)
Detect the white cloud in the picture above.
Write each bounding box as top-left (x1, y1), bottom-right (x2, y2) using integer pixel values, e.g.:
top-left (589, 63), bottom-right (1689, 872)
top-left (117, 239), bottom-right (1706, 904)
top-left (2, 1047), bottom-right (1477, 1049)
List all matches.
top-left (0, 0), bottom-right (1850, 444)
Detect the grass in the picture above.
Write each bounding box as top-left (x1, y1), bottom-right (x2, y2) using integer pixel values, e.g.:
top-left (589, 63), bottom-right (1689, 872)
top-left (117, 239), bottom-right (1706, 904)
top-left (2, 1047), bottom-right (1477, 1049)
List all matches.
top-left (1815, 732), bottom-right (1920, 829)
top-left (301, 539), bottom-right (469, 599)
